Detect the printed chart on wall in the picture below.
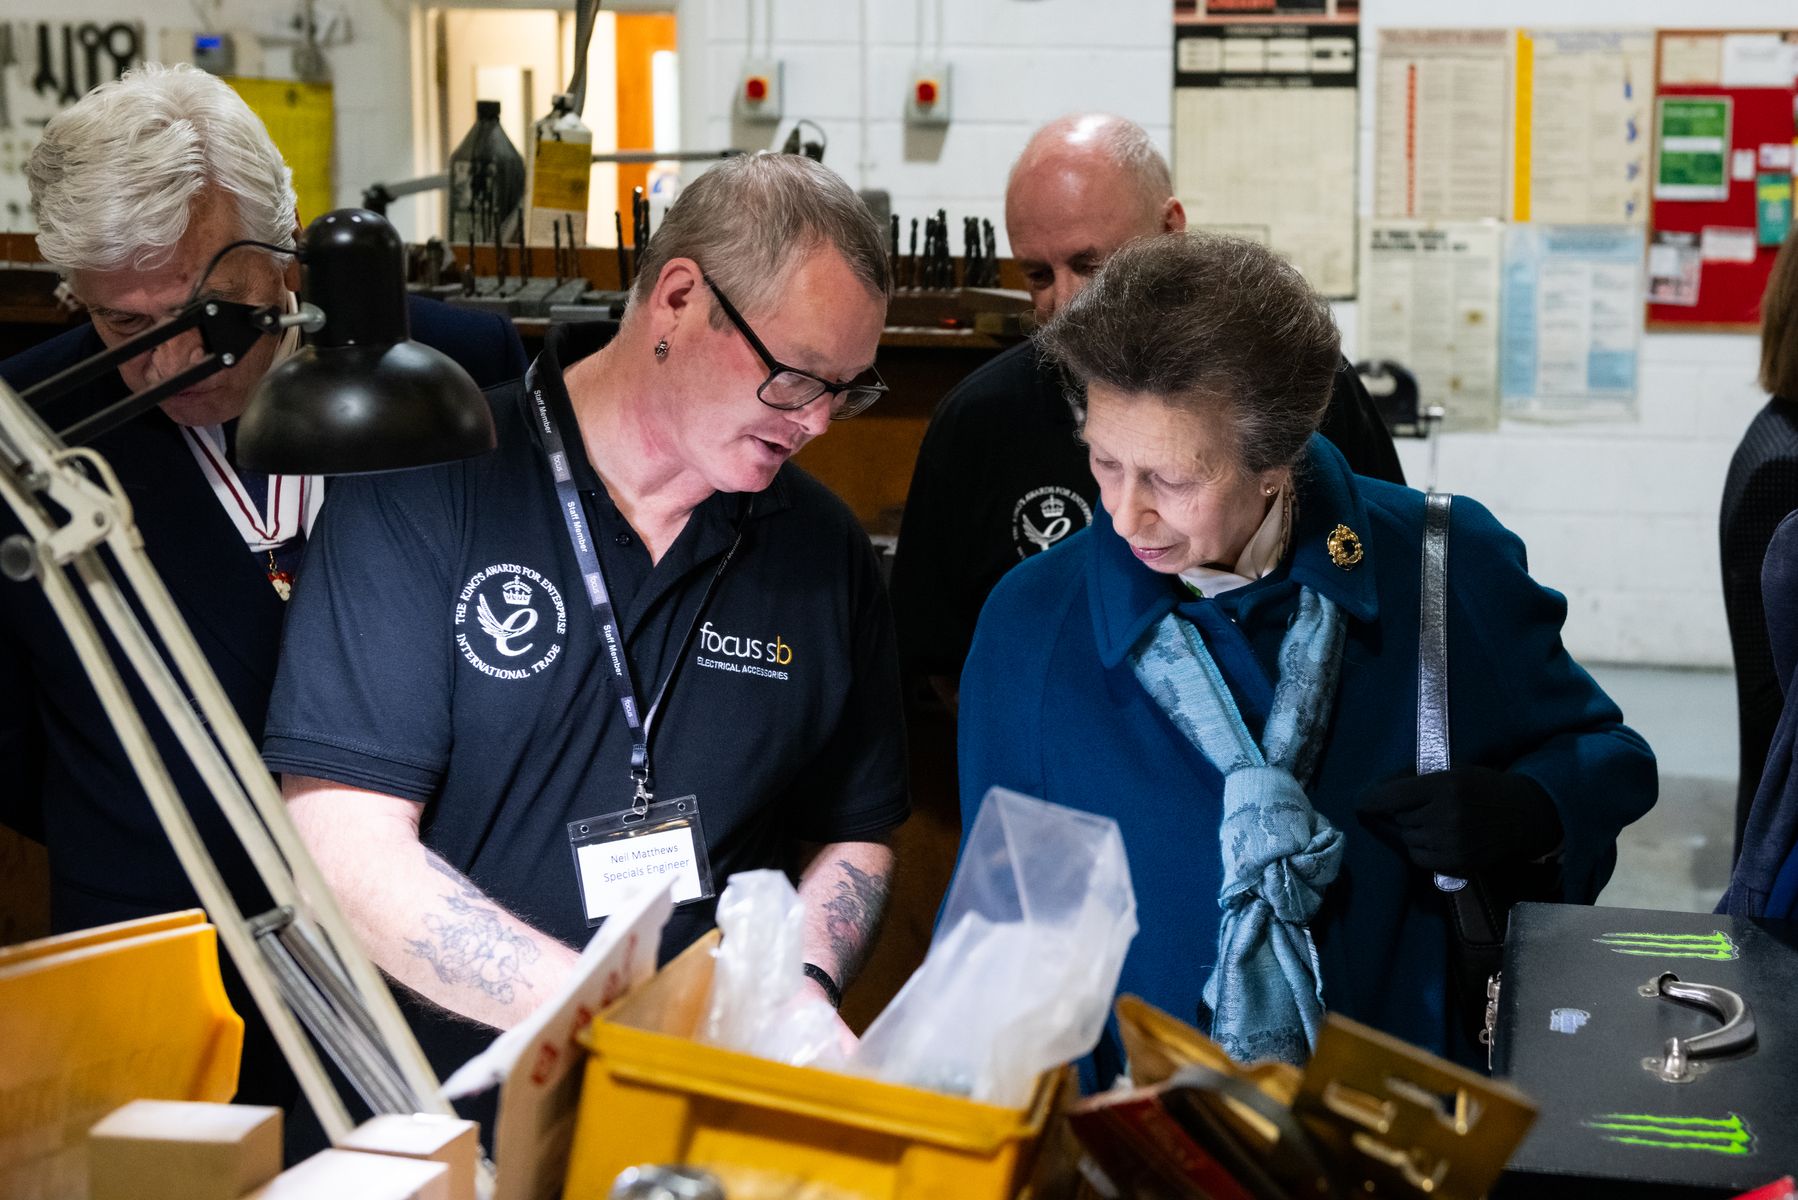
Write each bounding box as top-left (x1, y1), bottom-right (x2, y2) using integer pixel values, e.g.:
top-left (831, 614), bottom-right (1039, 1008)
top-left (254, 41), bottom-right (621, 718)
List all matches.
top-left (1172, 19), bottom-right (1359, 296)
top-left (1511, 29), bottom-right (1653, 224)
top-left (1360, 220), bottom-right (1503, 431)
top-left (1646, 30), bottom-right (1798, 330)
top-left (1374, 29), bottom-right (1509, 220)
top-left (1501, 225), bottom-right (1643, 422)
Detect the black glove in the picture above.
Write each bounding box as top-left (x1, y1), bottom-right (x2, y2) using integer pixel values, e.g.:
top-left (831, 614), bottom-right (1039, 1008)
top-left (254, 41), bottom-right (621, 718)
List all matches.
top-left (1356, 766), bottom-right (1563, 877)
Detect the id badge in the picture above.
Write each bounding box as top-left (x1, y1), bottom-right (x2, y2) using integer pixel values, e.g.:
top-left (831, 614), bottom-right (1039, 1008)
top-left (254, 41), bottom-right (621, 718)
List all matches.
top-left (567, 794), bottom-right (715, 926)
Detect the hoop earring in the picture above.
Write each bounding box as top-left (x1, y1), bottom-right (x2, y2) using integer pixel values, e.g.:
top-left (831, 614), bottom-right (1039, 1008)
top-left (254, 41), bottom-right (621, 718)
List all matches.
top-left (654, 339), bottom-right (669, 360)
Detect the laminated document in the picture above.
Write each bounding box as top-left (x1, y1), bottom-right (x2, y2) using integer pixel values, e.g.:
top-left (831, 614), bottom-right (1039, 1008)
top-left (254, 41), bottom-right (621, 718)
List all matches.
top-left (1360, 220), bottom-right (1503, 432)
top-left (1500, 224), bottom-right (1643, 422)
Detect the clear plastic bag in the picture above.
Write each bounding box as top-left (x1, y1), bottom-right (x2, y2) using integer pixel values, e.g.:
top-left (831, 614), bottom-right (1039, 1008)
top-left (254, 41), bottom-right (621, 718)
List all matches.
top-left (699, 870), bottom-right (847, 1071)
top-left (853, 788), bottom-right (1138, 1106)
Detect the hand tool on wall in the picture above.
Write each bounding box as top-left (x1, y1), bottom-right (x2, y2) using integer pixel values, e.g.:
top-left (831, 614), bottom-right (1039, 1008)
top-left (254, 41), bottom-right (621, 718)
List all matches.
top-left (33, 23), bottom-right (56, 99)
top-left (614, 210), bottom-right (629, 288)
top-left (101, 23), bottom-right (139, 81)
top-left (908, 217), bottom-right (919, 289)
top-left (941, 216), bottom-right (952, 287)
top-left (77, 23), bottom-right (102, 93)
top-left (983, 220), bottom-right (998, 286)
top-left (58, 24), bottom-right (79, 104)
top-left (0, 25), bottom-right (17, 130)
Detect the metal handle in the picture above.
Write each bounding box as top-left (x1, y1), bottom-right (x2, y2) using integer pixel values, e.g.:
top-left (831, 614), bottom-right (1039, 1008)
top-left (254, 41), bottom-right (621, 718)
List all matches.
top-left (1639, 972), bottom-right (1756, 1082)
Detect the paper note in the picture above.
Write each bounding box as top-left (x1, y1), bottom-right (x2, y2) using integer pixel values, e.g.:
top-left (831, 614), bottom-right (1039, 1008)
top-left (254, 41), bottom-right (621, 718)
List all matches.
top-left (1360, 220), bottom-right (1504, 431)
top-left (1720, 33), bottom-right (1794, 88)
top-left (1375, 29), bottom-right (1510, 220)
top-left (1659, 34), bottom-right (1722, 86)
top-left (1500, 224), bottom-right (1642, 422)
top-left (1174, 21), bottom-right (1359, 297)
top-left (1700, 225), bottom-right (1757, 263)
top-left (1646, 231), bottom-right (1701, 306)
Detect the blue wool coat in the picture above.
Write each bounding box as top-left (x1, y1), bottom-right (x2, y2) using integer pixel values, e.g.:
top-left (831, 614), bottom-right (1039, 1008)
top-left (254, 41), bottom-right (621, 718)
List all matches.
top-left (958, 435), bottom-right (1658, 1078)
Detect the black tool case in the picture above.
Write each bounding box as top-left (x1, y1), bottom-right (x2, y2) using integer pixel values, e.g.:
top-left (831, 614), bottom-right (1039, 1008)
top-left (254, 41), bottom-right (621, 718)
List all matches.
top-left (1491, 902), bottom-right (1798, 1198)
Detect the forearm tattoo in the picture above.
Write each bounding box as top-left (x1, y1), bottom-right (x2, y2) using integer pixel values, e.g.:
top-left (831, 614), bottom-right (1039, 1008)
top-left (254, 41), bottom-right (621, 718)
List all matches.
top-left (404, 855), bottom-right (540, 1006)
top-left (822, 859), bottom-right (890, 987)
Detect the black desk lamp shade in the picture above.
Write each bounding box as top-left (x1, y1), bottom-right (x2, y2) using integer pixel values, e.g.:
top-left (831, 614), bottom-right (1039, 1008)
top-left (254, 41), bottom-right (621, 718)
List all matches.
top-left (238, 209), bottom-right (497, 474)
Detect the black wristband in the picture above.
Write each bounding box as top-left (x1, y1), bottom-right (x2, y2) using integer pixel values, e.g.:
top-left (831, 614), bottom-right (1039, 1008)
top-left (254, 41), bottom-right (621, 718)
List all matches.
top-left (802, 962), bottom-right (842, 1009)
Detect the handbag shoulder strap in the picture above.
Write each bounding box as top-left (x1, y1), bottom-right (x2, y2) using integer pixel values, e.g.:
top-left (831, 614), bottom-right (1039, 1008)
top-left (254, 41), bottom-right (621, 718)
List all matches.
top-left (1418, 491), bottom-right (1453, 775)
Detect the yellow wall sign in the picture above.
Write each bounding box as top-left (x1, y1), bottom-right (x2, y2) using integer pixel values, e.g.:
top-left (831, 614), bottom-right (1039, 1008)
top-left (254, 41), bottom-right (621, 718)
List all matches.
top-left (225, 77), bottom-right (335, 224)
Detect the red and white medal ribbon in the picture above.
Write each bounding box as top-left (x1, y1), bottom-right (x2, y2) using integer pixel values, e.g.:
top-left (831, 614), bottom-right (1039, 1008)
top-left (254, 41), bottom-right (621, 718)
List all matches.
top-left (180, 423), bottom-right (323, 551)
top-left (176, 297), bottom-right (323, 577)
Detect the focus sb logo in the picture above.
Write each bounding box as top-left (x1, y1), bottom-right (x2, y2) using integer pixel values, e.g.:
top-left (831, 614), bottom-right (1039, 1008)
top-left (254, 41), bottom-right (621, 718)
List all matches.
top-left (696, 621), bottom-right (793, 681)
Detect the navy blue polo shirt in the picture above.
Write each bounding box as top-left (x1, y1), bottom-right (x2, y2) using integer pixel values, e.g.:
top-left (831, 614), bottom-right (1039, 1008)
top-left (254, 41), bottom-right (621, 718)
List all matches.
top-left (263, 322), bottom-right (909, 1078)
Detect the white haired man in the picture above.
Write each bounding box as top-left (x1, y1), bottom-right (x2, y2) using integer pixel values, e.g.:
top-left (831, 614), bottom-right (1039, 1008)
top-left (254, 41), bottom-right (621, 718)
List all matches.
top-left (262, 153), bottom-right (907, 1127)
top-left (890, 113), bottom-right (1402, 710)
top-left (0, 64), bottom-right (525, 1110)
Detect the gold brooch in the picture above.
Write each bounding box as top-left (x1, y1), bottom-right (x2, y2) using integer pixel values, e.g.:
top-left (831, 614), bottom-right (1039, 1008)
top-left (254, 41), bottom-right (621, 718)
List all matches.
top-left (1327, 524), bottom-right (1363, 570)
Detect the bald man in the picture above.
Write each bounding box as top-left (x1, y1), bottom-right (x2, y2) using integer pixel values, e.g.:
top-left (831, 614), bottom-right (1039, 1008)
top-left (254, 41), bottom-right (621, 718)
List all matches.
top-left (890, 114), bottom-right (1402, 708)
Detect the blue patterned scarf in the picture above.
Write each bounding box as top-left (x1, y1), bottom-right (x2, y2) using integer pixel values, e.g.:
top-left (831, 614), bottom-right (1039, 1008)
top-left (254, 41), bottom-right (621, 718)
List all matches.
top-left (1129, 587), bottom-right (1345, 1064)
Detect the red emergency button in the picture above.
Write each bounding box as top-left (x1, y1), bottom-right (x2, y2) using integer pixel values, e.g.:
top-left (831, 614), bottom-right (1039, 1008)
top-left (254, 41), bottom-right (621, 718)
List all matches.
top-left (915, 79), bottom-right (939, 106)
top-left (745, 76), bottom-right (769, 103)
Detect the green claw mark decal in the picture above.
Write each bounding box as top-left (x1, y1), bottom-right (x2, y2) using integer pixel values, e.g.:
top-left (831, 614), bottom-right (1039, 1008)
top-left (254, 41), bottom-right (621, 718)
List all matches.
top-left (1585, 1112), bottom-right (1754, 1156)
top-left (1592, 930), bottom-right (1738, 961)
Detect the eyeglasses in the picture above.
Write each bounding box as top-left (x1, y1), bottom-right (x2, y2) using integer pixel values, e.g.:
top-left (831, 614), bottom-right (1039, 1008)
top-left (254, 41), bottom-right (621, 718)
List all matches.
top-left (702, 273), bottom-right (887, 420)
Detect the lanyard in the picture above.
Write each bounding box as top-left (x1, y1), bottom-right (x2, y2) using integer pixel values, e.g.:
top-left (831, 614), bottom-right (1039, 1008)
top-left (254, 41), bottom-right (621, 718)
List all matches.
top-left (525, 363), bottom-right (747, 810)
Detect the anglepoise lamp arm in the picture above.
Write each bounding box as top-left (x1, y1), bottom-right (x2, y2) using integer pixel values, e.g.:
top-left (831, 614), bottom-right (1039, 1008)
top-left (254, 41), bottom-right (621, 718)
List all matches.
top-left (0, 207), bottom-right (499, 1193)
top-left (21, 299), bottom-right (312, 445)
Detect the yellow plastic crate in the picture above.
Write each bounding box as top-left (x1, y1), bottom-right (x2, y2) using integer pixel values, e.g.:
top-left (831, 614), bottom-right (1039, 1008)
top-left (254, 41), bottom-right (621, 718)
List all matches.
top-left (565, 930), bottom-right (1060, 1200)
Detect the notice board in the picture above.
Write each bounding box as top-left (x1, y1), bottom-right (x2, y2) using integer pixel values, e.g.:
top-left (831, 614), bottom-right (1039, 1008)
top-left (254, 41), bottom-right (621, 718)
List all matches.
top-left (1645, 30), bottom-right (1798, 332)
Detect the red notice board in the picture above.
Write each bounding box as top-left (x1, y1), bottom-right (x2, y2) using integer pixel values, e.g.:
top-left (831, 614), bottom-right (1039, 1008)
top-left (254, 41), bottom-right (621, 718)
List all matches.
top-left (1647, 29), bottom-right (1798, 332)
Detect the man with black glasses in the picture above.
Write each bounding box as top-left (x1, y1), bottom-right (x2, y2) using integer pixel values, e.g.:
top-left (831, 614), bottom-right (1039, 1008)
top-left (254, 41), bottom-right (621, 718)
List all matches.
top-left (262, 153), bottom-right (907, 1100)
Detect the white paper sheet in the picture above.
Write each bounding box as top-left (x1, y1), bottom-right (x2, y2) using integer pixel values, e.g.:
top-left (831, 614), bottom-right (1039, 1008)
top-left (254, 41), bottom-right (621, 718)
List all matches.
top-left (1360, 220), bottom-right (1504, 431)
top-left (1720, 33), bottom-right (1795, 88)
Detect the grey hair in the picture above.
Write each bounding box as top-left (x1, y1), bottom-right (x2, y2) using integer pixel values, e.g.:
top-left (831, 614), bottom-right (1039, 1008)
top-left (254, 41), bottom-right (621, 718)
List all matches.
top-left (28, 62), bottom-right (297, 274)
top-left (629, 152), bottom-right (890, 324)
top-left (1039, 233), bottom-right (1340, 475)
top-left (1009, 113), bottom-right (1173, 219)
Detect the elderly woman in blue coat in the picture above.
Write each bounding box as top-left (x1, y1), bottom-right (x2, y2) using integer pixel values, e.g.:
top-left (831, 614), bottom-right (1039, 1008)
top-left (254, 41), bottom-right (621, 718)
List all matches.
top-left (958, 233), bottom-right (1657, 1077)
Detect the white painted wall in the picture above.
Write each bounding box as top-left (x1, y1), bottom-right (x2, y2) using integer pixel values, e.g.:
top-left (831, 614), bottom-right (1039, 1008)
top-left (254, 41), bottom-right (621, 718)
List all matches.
top-left (688, 0), bottom-right (1175, 248)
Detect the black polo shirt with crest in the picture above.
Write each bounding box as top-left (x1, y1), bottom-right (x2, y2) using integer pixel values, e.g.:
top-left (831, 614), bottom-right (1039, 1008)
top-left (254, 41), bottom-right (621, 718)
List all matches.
top-left (263, 321), bottom-right (908, 1078)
